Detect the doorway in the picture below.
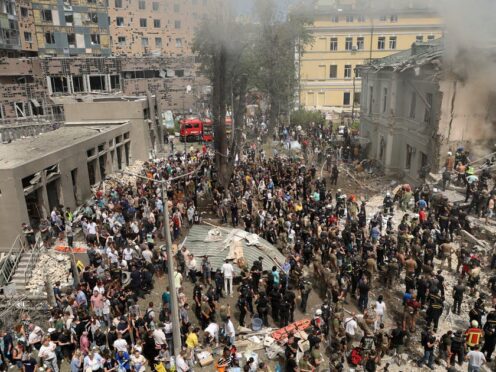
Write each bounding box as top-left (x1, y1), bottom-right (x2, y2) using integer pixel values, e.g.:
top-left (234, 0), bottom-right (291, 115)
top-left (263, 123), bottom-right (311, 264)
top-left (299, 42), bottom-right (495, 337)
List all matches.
top-left (46, 179), bottom-right (60, 211)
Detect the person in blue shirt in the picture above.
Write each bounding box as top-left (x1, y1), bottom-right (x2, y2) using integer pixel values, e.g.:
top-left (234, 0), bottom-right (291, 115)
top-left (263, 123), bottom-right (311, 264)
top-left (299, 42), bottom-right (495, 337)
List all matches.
top-left (271, 267), bottom-right (280, 287)
top-left (115, 350), bottom-right (131, 371)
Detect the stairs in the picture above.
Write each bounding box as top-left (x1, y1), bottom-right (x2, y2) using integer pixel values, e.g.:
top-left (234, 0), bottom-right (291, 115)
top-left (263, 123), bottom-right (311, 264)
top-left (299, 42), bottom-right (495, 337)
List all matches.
top-left (9, 252), bottom-right (31, 293)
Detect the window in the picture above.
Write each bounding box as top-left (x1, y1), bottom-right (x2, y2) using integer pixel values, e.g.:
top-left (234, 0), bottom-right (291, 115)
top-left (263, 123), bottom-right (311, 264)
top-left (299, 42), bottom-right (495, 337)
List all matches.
top-left (368, 87), bottom-right (374, 114)
top-left (345, 37), bottom-right (353, 51)
top-left (142, 37), bottom-right (149, 47)
top-left (174, 3), bottom-right (180, 12)
top-left (330, 37), bottom-right (338, 51)
top-left (90, 34), bottom-right (100, 45)
top-left (88, 12), bottom-right (98, 23)
top-left (140, 18), bottom-right (147, 27)
top-left (390, 15), bottom-right (398, 22)
top-left (382, 87), bottom-right (388, 113)
top-left (153, 2), bottom-right (159, 11)
top-left (379, 15), bottom-right (387, 21)
top-left (358, 15), bottom-right (366, 22)
top-left (175, 38), bottom-right (182, 48)
top-left (344, 65), bottom-right (352, 79)
top-left (354, 92), bottom-right (361, 104)
top-left (389, 36), bottom-right (397, 50)
top-left (355, 65), bottom-right (362, 78)
top-left (50, 76), bottom-right (69, 93)
top-left (67, 33), bottom-right (76, 47)
top-left (139, 0), bottom-right (146, 10)
top-left (14, 102), bottom-right (27, 118)
top-left (409, 92), bottom-right (416, 119)
top-left (154, 37), bottom-right (162, 47)
top-left (118, 36), bottom-right (126, 45)
top-left (175, 20), bottom-right (181, 29)
top-left (116, 17), bottom-right (124, 26)
top-left (45, 32), bottom-right (55, 44)
top-left (154, 19), bottom-right (161, 28)
top-left (73, 76), bottom-right (84, 92)
top-left (378, 37), bottom-right (385, 50)
top-left (424, 93), bottom-right (433, 124)
top-left (427, 35), bottom-right (435, 41)
top-left (343, 92), bottom-right (351, 106)
top-left (115, 0), bottom-right (122, 7)
top-left (416, 35), bottom-right (424, 43)
top-left (175, 70), bottom-right (184, 77)
top-left (65, 13), bottom-right (74, 24)
top-left (42, 9), bottom-right (53, 22)
top-left (87, 0), bottom-right (96, 3)
top-left (346, 16), bottom-right (353, 22)
top-left (24, 32), bottom-right (32, 43)
top-left (354, 37), bottom-right (364, 51)
top-left (329, 65), bottom-right (337, 78)
top-left (110, 75), bottom-right (120, 90)
top-left (331, 16), bottom-right (339, 23)
top-left (21, 7), bottom-right (28, 17)
top-left (421, 152), bottom-right (428, 169)
top-left (406, 145), bottom-right (414, 169)
top-left (89, 76), bottom-right (105, 91)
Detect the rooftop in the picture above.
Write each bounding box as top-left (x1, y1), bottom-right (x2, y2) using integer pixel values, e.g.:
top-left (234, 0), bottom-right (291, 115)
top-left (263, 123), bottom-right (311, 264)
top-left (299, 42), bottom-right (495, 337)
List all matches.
top-left (0, 123), bottom-right (126, 169)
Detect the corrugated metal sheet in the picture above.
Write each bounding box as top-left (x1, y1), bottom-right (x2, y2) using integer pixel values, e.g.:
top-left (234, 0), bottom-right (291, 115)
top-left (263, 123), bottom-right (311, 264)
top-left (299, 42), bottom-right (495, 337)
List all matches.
top-left (184, 225), bottom-right (286, 275)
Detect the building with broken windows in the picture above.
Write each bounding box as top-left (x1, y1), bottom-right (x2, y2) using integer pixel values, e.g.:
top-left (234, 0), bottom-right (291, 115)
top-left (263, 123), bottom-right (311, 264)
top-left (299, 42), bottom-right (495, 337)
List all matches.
top-left (0, 55), bottom-right (198, 122)
top-left (360, 39), bottom-right (496, 182)
top-left (0, 118), bottom-right (148, 244)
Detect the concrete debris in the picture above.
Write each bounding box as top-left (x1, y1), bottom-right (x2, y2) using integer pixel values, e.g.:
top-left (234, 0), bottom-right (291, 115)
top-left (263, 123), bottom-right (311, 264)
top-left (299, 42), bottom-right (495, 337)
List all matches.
top-left (26, 252), bottom-right (72, 294)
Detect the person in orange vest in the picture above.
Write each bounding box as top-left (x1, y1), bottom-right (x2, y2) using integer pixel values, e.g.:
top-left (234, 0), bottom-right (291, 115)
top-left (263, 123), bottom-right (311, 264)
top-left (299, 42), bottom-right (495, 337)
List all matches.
top-left (465, 320), bottom-right (484, 349)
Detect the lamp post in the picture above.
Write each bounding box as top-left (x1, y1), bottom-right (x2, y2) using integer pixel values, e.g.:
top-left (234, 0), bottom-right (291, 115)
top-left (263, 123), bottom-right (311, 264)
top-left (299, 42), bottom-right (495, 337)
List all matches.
top-left (120, 169), bottom-right (197, 357)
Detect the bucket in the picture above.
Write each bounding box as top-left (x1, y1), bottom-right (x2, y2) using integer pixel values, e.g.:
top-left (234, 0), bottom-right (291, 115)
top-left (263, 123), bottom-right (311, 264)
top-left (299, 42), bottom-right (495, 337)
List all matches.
top-left (252, 317), bottom-right (263, 331)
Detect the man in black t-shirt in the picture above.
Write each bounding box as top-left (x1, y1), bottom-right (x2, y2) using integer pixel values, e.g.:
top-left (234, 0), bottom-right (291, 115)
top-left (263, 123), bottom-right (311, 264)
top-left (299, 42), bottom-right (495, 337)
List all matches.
top-left (22, 354), bottom-right (37, 372)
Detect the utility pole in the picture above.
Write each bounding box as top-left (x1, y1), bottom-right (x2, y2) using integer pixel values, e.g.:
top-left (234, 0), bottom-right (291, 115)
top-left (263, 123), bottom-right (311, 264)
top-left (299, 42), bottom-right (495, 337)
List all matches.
top-left (121, 169), bottom-right (200, 357)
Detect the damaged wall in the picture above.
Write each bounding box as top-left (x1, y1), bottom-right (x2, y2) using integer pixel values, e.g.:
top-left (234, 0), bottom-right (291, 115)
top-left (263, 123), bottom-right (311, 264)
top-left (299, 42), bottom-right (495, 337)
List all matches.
top-left (437, 75), bottom-right (496, 163)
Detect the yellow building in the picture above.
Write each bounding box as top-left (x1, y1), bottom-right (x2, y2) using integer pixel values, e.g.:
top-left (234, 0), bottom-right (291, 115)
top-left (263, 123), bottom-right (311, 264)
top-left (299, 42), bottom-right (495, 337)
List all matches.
top-left (299, 0), bottom-right (443, 113)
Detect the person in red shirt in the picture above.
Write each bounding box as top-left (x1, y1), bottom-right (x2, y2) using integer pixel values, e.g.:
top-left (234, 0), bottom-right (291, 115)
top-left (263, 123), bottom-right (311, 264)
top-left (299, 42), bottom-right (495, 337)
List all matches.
top-left (419, 208), bottom-right (427, 223)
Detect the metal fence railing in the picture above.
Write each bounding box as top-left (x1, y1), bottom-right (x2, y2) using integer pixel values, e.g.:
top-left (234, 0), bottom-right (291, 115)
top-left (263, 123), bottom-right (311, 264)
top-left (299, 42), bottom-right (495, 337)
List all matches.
top-left (0, 235), bottom-right (27, 287)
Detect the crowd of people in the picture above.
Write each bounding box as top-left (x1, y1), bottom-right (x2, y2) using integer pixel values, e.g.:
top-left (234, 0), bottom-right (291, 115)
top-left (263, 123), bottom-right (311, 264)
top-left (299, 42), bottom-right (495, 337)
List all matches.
top-left (2, 121), bottom-right (496, 372)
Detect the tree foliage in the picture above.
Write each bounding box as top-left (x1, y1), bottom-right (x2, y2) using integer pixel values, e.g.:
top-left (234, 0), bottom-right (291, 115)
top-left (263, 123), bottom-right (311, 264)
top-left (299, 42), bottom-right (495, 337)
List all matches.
top-left (290, 109), bottom-right (326, 129)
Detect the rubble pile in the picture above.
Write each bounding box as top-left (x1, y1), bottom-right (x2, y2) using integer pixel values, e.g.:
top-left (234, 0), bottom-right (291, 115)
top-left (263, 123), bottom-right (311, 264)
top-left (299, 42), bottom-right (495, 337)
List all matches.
top-left (26, 252), bottom-right (72, 295)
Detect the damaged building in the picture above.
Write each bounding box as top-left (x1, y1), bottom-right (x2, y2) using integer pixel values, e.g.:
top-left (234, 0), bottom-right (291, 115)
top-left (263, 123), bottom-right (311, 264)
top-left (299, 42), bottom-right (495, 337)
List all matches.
top-left (360, 38), bottom-right (496, 182)
top-left (0, 55), bottom-right (199, 122)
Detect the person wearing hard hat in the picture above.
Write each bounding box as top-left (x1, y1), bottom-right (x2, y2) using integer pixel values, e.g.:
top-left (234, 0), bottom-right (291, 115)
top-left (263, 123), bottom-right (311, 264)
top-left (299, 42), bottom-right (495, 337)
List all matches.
top-left (465, 320), bottom-right (484, 349)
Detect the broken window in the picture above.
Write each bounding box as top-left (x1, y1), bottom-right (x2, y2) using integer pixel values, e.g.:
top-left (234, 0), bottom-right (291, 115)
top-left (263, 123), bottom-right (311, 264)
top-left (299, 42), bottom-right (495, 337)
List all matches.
top-left (87, 160), bottom-right (96, 185)
top-left (344, 65), bottom-right (352, 79)
top-left (87, 148), bottom-right (95, 158)
top-left (406, 145), bottom-right (414, 169)
top-left (424, 93), bottom-right (433, 124)
top-left (343, 92), bottom-right (351, 106)
top-left (110, 75), bottom-right (120, 90)
top-left (65, 13), bottom-right (74, 24)
top-left (89, 76), bottom-right (106, 91)
top-left (50, 76), bottom-right (69, 93)
top-left (116, 17), bottom-right (124, 26)
top-left (42, 9), bottom-right (53, 22)
top-left (389, 36), bottom-right (397, 50)
top-left (21, 7), bottom-right (28, 17)
top-left (67, 33), bottom-right (76, 47)
top-left (90, 34), bottom-right (100, 45)
top-left (368, 87), bottom-right (373, 114)
top-left (329, 65), bottom-right (337, 78)
top-left (409, 92), bottom-right (416, 119)
top-left (45, 32), bottom-right (55, 44)
top-left (345, 37), bottom-right (353, 51)
top-left (88, 12), bottom-right (98, 23)
top-left (357, 37), bottom-right (364, 50)
top-left (31, 100), bottom-right (44, 116)
top-left (45, 164), bottom-right (60, 181)
top-left (73, 76), bottom-right (84, 92)
top-left (22, 173), bottom-right (42, 191)
top-left (14, 102), bottom-right (28, 117)
top-left (98, 143), bottom-right (105, 152)
top-left (330, 37), bottom-right (338, 51)
top-left (378, 37), bottom-right (385, 50)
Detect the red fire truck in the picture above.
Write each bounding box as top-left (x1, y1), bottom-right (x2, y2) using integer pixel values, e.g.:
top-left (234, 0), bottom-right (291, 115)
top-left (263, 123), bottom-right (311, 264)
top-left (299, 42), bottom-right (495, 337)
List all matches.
top-left (179, 116), bottom-right (213, 142)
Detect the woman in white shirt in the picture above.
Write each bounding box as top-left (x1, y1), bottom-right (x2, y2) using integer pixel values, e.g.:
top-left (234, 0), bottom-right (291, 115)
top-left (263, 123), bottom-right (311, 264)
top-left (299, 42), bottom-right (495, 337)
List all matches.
top-left (374, 295), bottom-right (387, 331)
